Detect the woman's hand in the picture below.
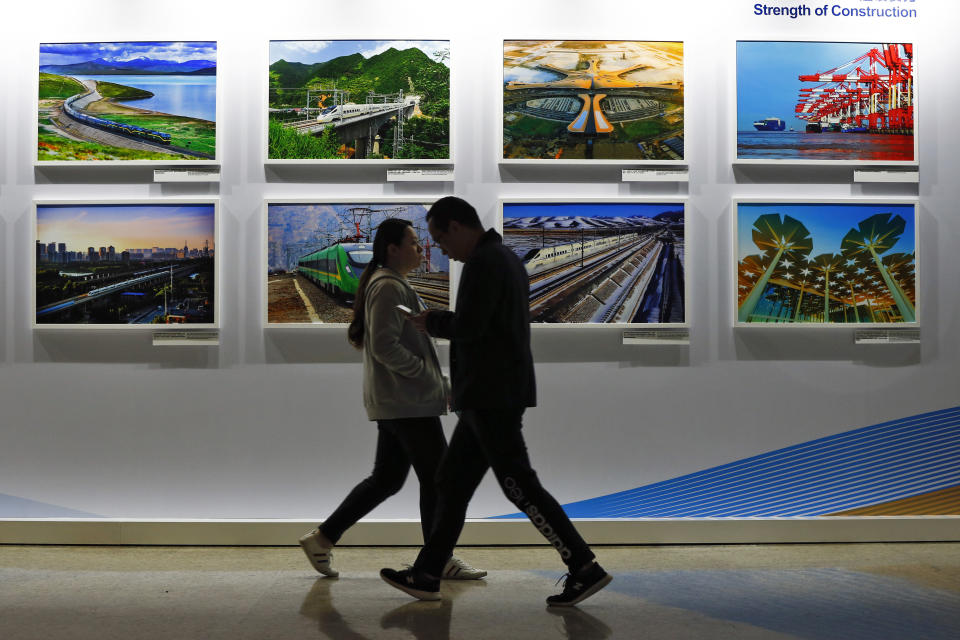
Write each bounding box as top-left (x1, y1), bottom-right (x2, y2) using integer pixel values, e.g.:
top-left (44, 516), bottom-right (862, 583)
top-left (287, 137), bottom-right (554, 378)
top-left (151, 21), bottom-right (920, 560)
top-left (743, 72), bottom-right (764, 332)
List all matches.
top-left (409, 310), bottom-right (431, 334)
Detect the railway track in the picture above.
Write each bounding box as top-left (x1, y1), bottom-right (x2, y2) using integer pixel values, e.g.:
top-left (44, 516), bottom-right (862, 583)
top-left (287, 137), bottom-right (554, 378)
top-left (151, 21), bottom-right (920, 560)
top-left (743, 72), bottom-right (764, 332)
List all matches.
top-left (528, 237), bottom-right (651, 314)
top-left (408, 276), bottom-right (450, 306)
top-left (596, 241), bottom-right (664, 323)
top-left (53, 81), bottom-right (213, 159)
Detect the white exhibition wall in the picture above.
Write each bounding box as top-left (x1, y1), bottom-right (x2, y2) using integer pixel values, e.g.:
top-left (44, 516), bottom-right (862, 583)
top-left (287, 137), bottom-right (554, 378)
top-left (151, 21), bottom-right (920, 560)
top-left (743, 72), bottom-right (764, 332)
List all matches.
top-left (1, 0), bottom-right (957, 532)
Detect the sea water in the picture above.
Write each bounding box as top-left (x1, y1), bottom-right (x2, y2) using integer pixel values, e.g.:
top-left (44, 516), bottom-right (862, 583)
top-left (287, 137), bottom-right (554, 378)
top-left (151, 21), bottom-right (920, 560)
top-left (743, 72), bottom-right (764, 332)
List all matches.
top-left (76, 75), bottom-right (217, 122)
top-left (737, 131), bottom-right (914, 162)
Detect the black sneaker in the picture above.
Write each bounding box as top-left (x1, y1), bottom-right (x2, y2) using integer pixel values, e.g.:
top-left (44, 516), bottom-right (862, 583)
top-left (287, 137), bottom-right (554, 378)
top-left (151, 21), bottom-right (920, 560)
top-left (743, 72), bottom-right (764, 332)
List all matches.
top-left (546, 563), bottom-right (612, 607)
top-left (380, 567), bottom-right (441, 601)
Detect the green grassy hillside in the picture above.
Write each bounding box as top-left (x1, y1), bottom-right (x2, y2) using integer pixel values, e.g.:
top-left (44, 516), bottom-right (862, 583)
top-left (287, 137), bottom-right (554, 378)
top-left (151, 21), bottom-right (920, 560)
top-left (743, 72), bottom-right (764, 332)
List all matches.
top-left (96, 81), bottom-right (154, 100)
top-left (39, 73), bottom-right (85, 99)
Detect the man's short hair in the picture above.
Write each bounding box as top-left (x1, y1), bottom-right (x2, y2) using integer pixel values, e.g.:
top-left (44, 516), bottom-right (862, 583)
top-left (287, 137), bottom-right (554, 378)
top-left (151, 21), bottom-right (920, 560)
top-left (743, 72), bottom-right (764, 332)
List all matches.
top-left (426, 196), bottom-right (483, 232)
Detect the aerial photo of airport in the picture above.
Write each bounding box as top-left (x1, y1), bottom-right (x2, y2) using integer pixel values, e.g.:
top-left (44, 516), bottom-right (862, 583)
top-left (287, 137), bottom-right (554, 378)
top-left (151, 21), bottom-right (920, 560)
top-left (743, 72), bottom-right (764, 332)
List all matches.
top-left (267, 203), bottom-right (449, 324)
top-left (736, 202), bottom-right (916, 324)
top-left (35, 203), bottom-right (216, 325)
top-left (503, 202), bottom-right (685, 324)
top-left (736, 41), bottom-right (915, 162)
top-left (268, 40), bottom-right (450, 160)
top-left (503, 40), bottom-right (684, 161)
top-left (38, 41), bottom-right (217, 162)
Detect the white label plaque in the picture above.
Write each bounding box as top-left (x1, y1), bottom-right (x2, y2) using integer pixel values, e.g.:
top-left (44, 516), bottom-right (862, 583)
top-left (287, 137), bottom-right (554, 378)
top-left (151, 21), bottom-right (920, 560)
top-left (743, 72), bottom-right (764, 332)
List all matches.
top-left (154, 168), bottom-right (221, 183)
top-left (853, 170), bottom-right (919, 184)
top-left (622, 169), bottom-right (689, 183)
top-left (153, 330), bottom-right (220, 346)
top-left (622, 328), bottom-right (690, 345)
top-left (855, 329), bottom-right (920, 344)
top-left (386, 168), bottom-right (454, 182)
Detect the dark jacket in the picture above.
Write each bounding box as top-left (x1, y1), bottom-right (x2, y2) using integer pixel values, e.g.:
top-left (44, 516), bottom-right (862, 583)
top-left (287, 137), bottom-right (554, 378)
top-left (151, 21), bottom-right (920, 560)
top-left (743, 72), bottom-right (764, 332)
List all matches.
top-left (426, 229), bottom-right (536, 410)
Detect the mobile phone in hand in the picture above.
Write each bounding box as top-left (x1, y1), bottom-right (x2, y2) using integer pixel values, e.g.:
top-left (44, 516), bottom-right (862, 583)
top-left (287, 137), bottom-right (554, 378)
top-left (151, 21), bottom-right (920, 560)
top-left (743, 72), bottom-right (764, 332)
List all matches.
top-left (396, 304), bottom-right (413, 316)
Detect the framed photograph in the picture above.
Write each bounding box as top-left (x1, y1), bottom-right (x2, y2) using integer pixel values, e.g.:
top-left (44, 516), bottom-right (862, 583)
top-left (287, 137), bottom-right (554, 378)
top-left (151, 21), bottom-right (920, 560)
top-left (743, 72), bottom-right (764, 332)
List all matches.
top-left (266, 40), bottom-right (451, 163)
top-left (735, 41), bottom-right (917, 165)
top-left (265, 200), bottom-right (449, 326)
top-left (501, 40), bottom-right (684, 164)
top-left (37, 41), bottom-right (218, 165)
top-left (734, 199), bottom-right (918, 326)
top-left (33, 200), bottom-right (219, 329)
top-left (500, 199), bottom-right (687, 325)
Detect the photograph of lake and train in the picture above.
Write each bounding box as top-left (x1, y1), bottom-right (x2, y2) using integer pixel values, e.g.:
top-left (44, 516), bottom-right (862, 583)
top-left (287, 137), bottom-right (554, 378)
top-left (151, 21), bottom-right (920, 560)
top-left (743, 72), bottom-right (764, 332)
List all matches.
top-left (267, 40), bottom-right (450, 161)
top-left (503, 40), bottom-right (684, 161)
top-left (503, 202), bottom-right (685, 324)
top-left (35, 204), bottom-right (216, 326)
top-left (736, 41), bottom-right (915, 162)
top-left (267, 203), bottom-right (449, 324)
top-left (38, 41), bottom-right (217, 162)
top-left (736, 202), bottom-right (917, 325)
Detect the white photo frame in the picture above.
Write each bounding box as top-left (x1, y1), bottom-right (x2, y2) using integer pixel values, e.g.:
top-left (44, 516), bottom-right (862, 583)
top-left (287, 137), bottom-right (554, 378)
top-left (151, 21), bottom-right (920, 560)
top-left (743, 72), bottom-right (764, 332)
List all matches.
top-left (35, 40), bottom-right (221, 167)
top-left (263, 198), bottom-right (449, 328)
top-left (32, 199), bottom-right (221, 330)
top-left (732, 40), bottom-right (919, 167)
top-left (263, 39), bottom-right (453, 166)
top-left (732, 198), bottom-right (920, 328)
top-left (499, 39), bottom-right (686, 166)
top-left (498, 197), bottom-right (689, 327)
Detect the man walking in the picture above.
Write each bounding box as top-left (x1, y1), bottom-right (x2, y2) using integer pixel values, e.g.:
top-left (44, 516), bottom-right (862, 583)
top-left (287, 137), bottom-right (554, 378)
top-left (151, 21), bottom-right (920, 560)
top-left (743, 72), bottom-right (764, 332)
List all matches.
top-left (380, 196), bottom-right (611, 607)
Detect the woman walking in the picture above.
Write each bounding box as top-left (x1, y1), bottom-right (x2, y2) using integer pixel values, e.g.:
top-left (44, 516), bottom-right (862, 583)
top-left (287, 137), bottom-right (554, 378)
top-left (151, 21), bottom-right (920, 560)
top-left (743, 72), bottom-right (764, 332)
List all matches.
top-left (299, 218), bottom-right (484, 581)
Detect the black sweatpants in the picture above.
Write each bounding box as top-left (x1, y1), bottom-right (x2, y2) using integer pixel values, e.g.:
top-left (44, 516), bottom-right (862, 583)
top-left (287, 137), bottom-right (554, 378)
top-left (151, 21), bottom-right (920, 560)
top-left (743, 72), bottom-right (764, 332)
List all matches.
top-left (414, 407), bottom-right (595, 576)
top-left (320, 416), bottom-right (447, 544)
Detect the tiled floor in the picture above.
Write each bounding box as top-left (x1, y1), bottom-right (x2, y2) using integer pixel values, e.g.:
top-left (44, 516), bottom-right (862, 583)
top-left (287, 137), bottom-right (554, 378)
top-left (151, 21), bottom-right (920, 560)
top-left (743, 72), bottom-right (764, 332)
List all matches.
top-left (1, 543), bottom-right (958, 639)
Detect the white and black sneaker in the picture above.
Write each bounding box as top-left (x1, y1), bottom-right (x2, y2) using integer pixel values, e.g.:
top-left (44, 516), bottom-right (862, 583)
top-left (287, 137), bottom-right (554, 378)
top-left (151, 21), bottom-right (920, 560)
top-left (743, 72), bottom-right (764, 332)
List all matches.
top-left (298, 528), bottom-right (338, 577)
top-left (546, 562), bottom-right (612, 607)
top-left (442, 556), bottom-right (487, 580)
top-left (380, 567), bottom-right (441, 601)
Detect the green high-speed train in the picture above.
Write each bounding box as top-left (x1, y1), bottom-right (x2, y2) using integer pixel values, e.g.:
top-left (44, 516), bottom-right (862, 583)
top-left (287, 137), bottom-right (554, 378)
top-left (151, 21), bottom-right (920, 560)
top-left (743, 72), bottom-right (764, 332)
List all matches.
top-left (297, 242), bottom-right (373, 297)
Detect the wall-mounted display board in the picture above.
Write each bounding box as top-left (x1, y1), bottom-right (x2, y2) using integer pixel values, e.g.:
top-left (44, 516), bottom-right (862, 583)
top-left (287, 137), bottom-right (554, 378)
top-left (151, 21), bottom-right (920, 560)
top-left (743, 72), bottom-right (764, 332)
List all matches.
top-left (735, 41), bottom-right (917, 165)
top-left (37, 41), bottom-right (219, 166)
top-left (734, 200), bottom-right (918, 326)
top-left (33, 200), bottom-right (219, 329)
top-left (265, 200), bottom-right (449, 326)
top-left (265, 40), bottom-right (451, 163)
top-left (501, 199), bottom-right (686, 325)
top-left (501, 40), bottom-right (684, 164)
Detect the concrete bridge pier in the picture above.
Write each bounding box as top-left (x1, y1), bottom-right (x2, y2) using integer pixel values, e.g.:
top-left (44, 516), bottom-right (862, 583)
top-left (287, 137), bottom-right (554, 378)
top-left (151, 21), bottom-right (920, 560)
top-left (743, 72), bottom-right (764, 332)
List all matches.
top-left (331, 104), bottom-right (417, 159)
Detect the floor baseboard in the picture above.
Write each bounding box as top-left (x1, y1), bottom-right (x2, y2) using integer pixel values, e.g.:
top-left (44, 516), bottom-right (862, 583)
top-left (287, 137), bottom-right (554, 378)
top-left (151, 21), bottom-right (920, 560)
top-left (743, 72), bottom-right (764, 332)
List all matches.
top-left (2, 516), bottom-right (958, 546)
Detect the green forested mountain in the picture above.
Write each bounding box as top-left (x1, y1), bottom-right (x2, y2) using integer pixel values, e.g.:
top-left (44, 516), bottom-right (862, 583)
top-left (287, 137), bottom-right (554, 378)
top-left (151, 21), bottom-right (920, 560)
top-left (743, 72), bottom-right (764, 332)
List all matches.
top-left (270, 47), bottom-right (442, 95)
top-left (269, 53), bottom-right (366, 88)
top-left (268, 46), bottom-right (450, 160)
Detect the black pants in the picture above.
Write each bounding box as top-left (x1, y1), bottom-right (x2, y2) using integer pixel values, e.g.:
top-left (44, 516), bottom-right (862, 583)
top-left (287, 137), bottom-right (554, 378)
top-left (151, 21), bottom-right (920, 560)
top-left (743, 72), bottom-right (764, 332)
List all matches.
top-left (415, 407), bottom-right (595, 576)
top-left (320, 416), bottom-right (447, 545)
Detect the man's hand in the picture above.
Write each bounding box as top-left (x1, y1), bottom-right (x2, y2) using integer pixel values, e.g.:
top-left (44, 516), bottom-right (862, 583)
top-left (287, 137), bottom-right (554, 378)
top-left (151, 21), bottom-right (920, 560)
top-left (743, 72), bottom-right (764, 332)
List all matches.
top-left (410, 310), bottom-right (431, 334)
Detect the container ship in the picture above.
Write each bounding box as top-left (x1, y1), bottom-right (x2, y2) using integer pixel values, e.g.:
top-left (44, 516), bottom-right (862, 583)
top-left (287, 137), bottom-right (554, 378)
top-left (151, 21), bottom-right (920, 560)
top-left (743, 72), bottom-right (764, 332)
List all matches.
top-left (753, 117), bottom-right (786, 131)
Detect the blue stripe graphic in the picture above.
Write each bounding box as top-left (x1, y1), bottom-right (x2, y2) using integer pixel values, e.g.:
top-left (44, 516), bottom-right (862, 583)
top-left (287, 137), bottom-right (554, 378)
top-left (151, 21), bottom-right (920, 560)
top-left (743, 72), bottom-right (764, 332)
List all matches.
top-left (492, 406), bottom-right (960, 518)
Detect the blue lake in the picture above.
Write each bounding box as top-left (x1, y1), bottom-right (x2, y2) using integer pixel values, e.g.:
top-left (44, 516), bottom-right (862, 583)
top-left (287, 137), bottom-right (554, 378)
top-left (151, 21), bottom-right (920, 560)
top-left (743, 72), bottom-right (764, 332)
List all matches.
top-left (76, 75), bottom-right (216, 122)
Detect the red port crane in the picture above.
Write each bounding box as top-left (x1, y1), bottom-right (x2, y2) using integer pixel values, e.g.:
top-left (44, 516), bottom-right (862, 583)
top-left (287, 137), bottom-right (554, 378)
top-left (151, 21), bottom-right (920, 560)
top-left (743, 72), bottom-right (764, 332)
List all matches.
top-left (795, 44), bottom-right (913, 133)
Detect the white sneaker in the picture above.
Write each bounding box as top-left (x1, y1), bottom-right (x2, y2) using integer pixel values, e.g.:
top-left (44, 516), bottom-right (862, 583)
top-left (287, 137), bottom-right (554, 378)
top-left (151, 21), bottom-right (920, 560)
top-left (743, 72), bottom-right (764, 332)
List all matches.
top-left (298, 528), bottom-right (338, 577)
top-left (442, 556), bottom-right (487, 580)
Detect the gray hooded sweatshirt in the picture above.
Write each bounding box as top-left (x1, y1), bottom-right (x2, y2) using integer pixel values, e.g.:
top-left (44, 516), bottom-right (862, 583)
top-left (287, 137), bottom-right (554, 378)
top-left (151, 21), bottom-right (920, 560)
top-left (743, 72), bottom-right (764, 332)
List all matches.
top-left (362, 268), bottom-right (448, 420)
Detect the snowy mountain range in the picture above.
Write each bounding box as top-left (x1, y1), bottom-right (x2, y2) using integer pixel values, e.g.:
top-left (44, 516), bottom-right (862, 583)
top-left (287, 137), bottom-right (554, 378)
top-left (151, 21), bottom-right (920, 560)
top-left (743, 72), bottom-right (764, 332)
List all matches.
top-left (503, 211), bottom-right (683, 230)
top-left (40, 57), bottom-right (216, 75)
